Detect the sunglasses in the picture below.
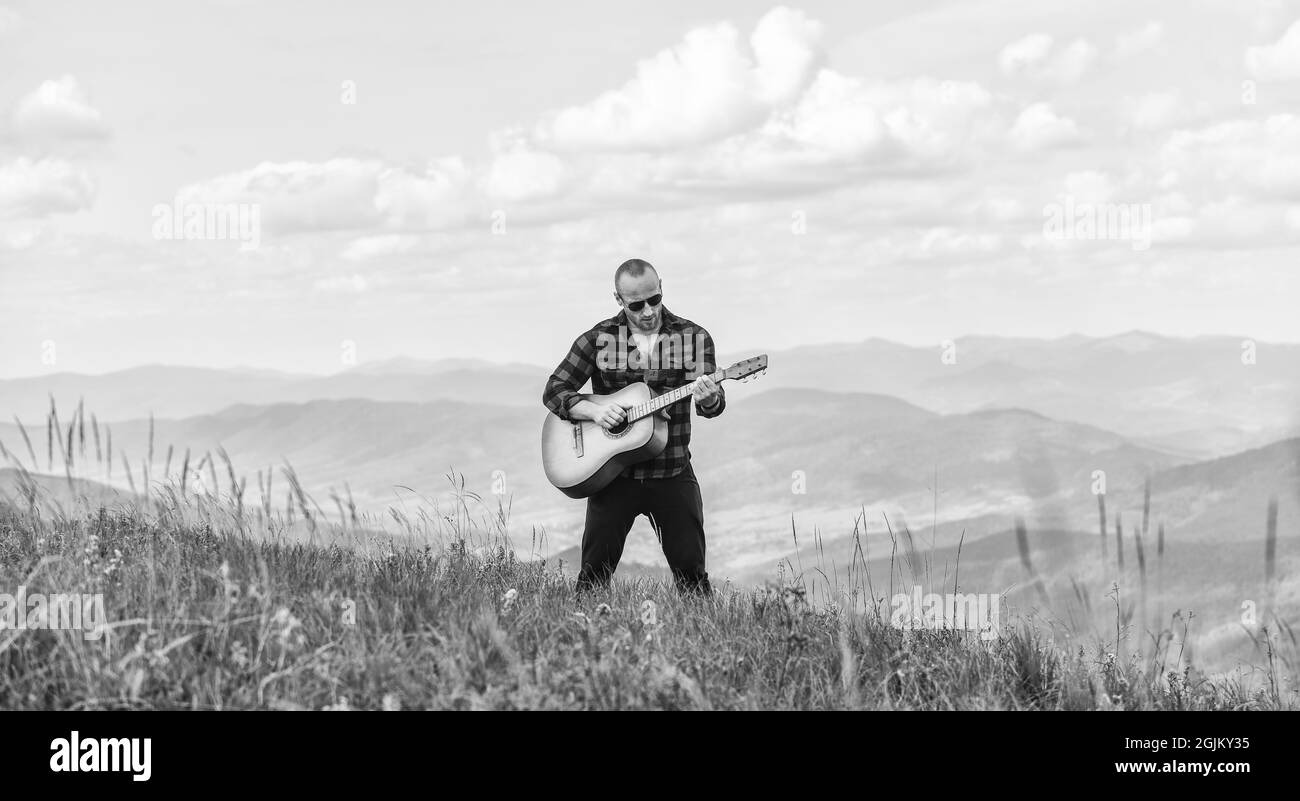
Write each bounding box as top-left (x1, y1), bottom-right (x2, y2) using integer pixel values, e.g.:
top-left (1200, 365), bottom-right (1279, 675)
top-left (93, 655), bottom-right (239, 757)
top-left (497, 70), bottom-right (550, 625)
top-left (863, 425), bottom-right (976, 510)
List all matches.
top-left (620, 293), bottom-right (662, 312)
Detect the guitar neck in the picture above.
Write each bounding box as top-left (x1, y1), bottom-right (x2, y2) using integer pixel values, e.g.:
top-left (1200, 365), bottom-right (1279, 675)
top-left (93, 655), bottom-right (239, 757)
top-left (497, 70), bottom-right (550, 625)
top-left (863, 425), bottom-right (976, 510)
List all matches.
top-left (625, 371), bottom-right (725, 423)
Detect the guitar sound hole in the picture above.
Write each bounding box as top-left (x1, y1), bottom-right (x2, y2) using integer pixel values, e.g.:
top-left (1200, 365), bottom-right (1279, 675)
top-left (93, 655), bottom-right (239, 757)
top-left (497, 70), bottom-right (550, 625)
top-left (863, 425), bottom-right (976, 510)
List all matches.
top-left (605, 419), bottom-right (630, 437)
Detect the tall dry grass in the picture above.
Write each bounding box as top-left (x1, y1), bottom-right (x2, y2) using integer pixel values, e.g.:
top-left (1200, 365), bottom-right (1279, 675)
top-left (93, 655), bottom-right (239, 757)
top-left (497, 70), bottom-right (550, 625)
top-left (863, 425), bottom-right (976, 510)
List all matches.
top-left (0, 399), bottom-right (1294, 709)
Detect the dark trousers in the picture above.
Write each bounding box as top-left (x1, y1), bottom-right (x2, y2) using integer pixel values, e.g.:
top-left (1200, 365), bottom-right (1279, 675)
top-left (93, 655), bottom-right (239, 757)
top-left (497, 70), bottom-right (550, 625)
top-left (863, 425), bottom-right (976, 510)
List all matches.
top-left (575, 461), bottom-right (712, 596)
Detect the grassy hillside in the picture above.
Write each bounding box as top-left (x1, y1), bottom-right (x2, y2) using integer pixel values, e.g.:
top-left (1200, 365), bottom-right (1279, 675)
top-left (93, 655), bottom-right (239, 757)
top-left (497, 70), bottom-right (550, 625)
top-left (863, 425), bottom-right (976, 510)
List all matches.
top-left (0, 484), bottom-right (1295, 710)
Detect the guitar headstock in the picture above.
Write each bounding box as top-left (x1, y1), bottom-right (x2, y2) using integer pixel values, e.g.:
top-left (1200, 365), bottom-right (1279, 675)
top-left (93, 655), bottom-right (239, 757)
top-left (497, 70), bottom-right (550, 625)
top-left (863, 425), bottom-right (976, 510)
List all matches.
top-left (723, 354), bottom-right (768, 383)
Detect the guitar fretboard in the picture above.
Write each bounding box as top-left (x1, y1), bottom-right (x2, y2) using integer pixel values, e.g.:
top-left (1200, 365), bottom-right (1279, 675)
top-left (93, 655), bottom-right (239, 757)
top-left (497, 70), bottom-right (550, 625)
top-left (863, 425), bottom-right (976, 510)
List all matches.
top-left (626, 370), bottom-right (724, 423)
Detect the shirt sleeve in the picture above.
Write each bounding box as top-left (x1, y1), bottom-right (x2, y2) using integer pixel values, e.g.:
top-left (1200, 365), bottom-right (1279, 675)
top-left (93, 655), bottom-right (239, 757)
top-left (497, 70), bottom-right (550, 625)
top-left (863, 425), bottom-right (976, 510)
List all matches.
top-left (691, 327), bottom-right (726, 419)
top-left (543, 331), bottom-right (597, 421)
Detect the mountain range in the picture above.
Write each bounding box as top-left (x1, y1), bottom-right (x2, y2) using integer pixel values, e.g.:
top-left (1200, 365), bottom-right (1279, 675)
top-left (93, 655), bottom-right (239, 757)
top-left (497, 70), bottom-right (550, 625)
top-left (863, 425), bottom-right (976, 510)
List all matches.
top-left (5, 331), bottom-right (1296, 462)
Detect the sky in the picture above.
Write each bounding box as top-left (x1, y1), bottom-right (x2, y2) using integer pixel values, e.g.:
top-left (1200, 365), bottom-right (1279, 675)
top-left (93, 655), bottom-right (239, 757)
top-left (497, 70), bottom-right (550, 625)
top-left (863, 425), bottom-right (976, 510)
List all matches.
top-left (2, 0), bottom-right (1300, 378)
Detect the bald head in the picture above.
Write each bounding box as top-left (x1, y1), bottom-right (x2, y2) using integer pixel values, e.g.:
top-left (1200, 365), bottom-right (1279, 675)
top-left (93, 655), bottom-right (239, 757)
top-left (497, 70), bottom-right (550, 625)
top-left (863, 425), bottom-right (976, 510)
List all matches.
top-left (614, 258), bottom-right (657, 289)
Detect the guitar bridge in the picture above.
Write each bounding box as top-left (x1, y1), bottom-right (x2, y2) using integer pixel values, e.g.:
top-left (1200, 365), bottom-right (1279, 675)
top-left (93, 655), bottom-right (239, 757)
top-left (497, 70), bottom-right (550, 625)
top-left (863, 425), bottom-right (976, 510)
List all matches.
top-left (571, 423), bottom-right (584, 457)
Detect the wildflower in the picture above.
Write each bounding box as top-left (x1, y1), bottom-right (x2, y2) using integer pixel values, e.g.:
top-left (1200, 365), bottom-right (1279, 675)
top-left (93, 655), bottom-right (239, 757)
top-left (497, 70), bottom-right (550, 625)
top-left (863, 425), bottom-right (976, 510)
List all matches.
top-left (640, 600), bottom-right (657, 626)
top-left (270, 606), bottom-right (305, 651)
top-left (102, 548), bottom-right (124, 578)
top-left (230, 641), bottom-right (249, 670)
top-left (502, 588), bottom-right (518, 612)
top-left (382, 693), bottom-right (402, 711)
top-left (782, 586), bottom-right (806, 613)
top-left (595, 603), bottom-right (612, 617)
top-left (216, 561), bottom-right (241, 603)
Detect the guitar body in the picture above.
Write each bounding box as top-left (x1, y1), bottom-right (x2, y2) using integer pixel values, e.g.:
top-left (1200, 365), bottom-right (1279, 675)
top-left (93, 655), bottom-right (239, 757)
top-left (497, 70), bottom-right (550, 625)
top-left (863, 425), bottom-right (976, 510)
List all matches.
top-left (541, 382), bottom-right (669, 498)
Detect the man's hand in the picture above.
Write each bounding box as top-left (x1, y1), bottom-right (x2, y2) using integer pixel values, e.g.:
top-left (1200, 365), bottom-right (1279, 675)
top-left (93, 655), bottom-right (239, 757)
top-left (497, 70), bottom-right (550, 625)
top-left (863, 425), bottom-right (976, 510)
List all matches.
top-left (567, 398), bottom-right (630, 429)
top-left (692, 375), bottom-right (721, 409)
top-left (590, 402), bottom-right (628, 430)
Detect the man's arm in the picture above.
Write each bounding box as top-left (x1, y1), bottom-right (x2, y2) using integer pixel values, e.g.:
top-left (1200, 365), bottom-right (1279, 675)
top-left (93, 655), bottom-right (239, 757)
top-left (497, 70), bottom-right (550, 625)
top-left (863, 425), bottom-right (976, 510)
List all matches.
top-left (543, 331), bottom-right (627, 428)
top-left (692, 327), bottom-right (726, 419)
top-left (543, 332), bottom-right (596, 421)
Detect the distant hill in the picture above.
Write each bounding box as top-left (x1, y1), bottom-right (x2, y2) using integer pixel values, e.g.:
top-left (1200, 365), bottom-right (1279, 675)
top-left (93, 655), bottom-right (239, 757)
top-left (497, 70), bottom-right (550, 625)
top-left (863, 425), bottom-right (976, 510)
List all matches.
top-left (343, 357), bottom-right (543, 376)
top-left (0, 467), bottom-right (141, 513)
top-left (0, 361), bottom-right (551, 423)
top-left (691, 385), bottom-right (1182, 519)
top-left (5, 331), bottom-right (1297, 460)
top-left (1115, 437), bottom-right (1300, 543)
top-left (721, 330), bottom-right (1300, 459)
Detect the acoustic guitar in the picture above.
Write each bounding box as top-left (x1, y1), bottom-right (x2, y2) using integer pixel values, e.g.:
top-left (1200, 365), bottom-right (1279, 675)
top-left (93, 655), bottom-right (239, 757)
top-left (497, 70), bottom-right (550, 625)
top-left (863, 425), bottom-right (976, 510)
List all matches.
top-left (541, 355), bottom-right (768, 498)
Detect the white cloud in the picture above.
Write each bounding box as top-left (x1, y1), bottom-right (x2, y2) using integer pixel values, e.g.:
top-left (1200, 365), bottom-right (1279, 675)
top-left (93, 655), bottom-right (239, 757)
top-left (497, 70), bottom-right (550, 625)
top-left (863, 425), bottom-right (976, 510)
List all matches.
top-left (1150, 196), bottom-right (1300, 248)
top-left (176, 157), bottom-right (475, 234)
top-left (1123, 91), bottom-right (1185, 132)
top-left (533, 6), bottom-right (823, 152)
top-left (1010, 103), bottom-right (1081, 150)
top-left (1061, 170), bottom-right (1118, 203)
top-left (482, 145), bottom-right (567, 202)
top-left (313, 274), bottom-right (371, 293)
top-left (577, 72), bottom-right (999, 194)
top-left (866, 77), bottom-right (997, 161)
top-left (750, 6), bottom-right (825, 105)
top-left (999, 33), bottom-right (1054, 75)
top-left (736, 69), bottom-right (889, 166)
top-left (163, 10), bottom-right (1130, 241)
top-left (178, 159), bottom-right (383, 232)
top-left (1047, 39), bottom-right (1098, 83)
top-left (0, 225), bottom-right (40, 250)
top-left (915, 227), bottom-right (1002, 258)
top-left (1150, 215), bottom-right (1194, 243)
top-left (0, 157), bottom-right (95, 218)
top-left (998, 34), bottom-right (1096, 83)
top-left (11, 76), bottom-right (110, 140)
top-left (1159, 114), bottom-right (1300, 199)
top-left (972, 196), bottom-right (1026, 223)
top-left (1245, 19), bottom-right (1300, 80)
top-left (340, 234), bottom-right (420, 262)
top-left (1114, 21), bottom-right (1164, 58)
top-left (173, 63), bottom-right (1006, 239)
top-left (374, 157), bottom-right (474, 229)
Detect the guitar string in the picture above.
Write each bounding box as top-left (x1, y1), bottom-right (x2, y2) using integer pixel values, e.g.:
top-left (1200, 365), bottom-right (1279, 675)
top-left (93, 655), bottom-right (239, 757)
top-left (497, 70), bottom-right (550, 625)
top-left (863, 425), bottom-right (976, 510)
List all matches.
top-left (617, 361), bottom-right (765, 423)
top-left (626, 373), bottom-right (718, 423)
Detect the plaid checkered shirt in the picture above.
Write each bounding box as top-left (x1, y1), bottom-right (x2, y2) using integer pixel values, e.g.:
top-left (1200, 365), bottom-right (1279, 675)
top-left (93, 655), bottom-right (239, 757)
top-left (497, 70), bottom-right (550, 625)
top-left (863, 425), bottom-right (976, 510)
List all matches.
top-left (542, 306), bottom-right (726, 480)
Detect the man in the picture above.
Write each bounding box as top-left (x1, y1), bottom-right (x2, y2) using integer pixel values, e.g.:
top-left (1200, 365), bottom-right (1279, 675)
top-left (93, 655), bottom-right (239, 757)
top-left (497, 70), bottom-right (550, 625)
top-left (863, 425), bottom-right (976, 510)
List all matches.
top-left (542, 258), bottom-right (725, 596)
